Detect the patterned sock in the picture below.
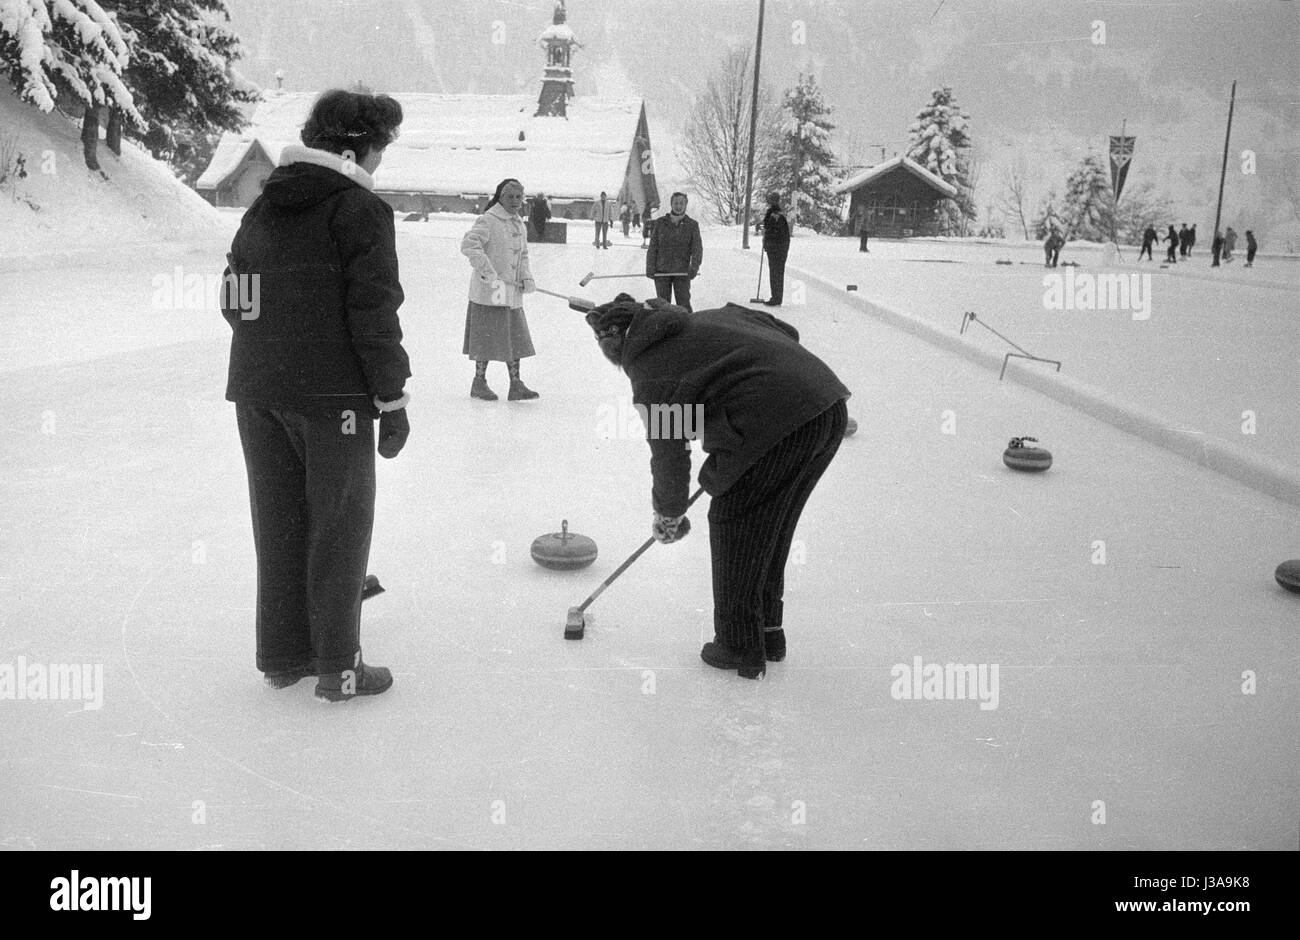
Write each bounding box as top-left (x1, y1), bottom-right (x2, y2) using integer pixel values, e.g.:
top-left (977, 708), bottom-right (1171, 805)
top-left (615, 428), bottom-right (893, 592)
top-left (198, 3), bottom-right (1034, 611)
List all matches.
top-left (475, 361), bottom-right (488, 380)
top-left (507, 360), bottom-right (521, 381)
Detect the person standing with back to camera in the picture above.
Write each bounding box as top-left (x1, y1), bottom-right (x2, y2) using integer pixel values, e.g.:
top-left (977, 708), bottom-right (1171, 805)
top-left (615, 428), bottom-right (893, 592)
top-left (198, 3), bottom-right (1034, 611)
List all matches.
top-left (761, 192), bottom-right (791, 306)
top-left (220, 88), bottom-right (410, 702)
top-left (460, 178), bottom-right (540, 401)
top-left (645, 192), bottom-right (703, 311)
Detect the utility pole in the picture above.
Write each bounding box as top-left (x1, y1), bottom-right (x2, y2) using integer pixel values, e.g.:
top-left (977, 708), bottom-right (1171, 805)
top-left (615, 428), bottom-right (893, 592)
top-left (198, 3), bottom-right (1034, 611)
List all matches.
top-left (1211, 81), bottom-right (1236, 267)
top-left (741, 0), bottom-right (765, 249)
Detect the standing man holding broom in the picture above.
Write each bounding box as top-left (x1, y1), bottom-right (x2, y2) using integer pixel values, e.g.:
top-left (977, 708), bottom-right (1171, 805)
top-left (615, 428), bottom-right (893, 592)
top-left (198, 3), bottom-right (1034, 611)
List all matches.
top-left (645, 192), bottom-right (703, 312)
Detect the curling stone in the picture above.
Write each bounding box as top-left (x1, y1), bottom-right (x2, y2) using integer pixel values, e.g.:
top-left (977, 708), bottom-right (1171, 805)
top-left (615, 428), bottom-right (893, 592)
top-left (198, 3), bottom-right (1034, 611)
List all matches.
top-left (1275, 560), bottom-right (1300, 594)
top-left (847, 284), bottom-right (858, 291)
top-left (1003, 436), bottom-right (1052, 472)
top-left (844, 417), bottom-right (858, 437)
top-left (531, 520), bottom-right (598, 571)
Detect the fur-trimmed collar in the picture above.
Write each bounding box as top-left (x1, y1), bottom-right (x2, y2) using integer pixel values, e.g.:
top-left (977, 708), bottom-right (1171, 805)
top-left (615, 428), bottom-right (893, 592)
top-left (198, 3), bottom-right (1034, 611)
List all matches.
top-left (621, 302), bottom-right (690, 365)
top-left (486, 203), bottom-right (522, 222)
top-left (278, 144), bottom-right (376, 191)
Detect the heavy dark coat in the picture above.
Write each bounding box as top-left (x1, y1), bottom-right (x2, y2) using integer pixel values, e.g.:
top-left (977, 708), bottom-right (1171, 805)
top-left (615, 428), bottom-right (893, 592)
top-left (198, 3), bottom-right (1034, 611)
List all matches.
top-left (222, 161), bottom-right (410, 418)
top-left (762, 207), bottom-right (791, 252)
top-left (618, 302), bottom-right (851, 516)
top-left (645, 213), bottom-right (704, 277)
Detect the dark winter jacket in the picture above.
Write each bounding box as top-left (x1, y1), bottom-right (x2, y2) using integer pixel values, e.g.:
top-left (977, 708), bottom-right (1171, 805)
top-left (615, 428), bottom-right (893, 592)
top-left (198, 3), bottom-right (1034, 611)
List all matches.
top-left (530, 196), bottom-right (551, 233)
top-left (646, 213), bottom-right (703, 278)
top-left (221, 147), bottom-right (410, 419)
top-left (619, 302), bottom-right (851, 516)
top-left (762, 207), bottom-right (791, 253)
top-left (1141, 227), bottom-right (1157, 246)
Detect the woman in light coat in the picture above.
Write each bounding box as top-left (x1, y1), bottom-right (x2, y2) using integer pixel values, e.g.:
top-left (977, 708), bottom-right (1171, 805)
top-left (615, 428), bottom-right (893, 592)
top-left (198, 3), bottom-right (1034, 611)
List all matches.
top-left (460, 178), bottom-right (539, 400)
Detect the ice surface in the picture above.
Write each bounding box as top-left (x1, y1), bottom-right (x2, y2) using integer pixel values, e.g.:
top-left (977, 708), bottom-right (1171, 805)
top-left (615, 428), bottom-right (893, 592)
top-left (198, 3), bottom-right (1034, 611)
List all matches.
top-left (1, 214), bottom-right (1298, 850)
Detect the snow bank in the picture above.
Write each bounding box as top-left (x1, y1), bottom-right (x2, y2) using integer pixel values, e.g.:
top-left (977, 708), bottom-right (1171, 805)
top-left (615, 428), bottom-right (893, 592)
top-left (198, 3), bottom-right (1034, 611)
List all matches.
top-left (0, 86), bottom-right (235, 261)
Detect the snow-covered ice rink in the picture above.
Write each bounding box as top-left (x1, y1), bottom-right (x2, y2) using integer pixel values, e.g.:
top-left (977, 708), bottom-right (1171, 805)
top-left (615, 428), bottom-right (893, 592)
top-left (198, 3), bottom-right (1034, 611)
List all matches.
top-left (2, 221), bottom-right (1297, 850)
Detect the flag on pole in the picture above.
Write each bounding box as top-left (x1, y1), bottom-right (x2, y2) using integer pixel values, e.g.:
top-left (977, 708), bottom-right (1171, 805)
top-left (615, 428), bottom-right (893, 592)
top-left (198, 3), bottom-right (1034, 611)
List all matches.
top-left (1109, 135), bottom-right (1135, 202)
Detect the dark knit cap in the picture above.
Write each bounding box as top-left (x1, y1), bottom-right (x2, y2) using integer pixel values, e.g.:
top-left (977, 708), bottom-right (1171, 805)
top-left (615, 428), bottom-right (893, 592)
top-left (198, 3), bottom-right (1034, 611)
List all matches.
top-left (586, 292), bottom-right (642, 338)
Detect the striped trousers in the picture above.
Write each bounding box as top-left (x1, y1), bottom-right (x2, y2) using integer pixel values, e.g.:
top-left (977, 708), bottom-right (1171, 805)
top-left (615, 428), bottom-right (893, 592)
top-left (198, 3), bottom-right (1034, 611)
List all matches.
top-left (707, 399), bottom-right (848, 650)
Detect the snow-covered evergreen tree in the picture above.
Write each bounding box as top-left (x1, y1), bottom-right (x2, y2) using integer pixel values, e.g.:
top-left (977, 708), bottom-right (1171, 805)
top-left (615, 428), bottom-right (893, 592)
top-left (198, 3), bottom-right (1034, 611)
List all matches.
top-left (1061, 153), bottom-right (1115, 241)
top-left (0, 0), bottom-right (141, 169)
top-left (905, 85), bottom-right (973, 234)
top-left (770, 73), bottom-right (842, 233)
top-left (100, 0), bottom-right (256, 184)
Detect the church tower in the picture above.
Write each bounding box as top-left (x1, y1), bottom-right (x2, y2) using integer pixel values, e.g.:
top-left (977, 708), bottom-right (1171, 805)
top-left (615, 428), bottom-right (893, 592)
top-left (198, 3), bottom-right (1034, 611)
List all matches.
top-left (535, 1), bottom-right (581, 117)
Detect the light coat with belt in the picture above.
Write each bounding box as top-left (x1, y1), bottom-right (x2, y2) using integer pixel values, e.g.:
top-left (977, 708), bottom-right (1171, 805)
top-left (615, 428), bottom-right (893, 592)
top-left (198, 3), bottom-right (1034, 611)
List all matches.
top-left (461, 203), bottom-right (535, 307)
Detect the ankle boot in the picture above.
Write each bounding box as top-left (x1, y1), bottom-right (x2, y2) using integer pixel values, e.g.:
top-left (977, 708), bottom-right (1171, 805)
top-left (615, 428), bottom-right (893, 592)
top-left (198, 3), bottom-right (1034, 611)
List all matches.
top-left (315, 660), bottom-right (394, 702)
top-left (700, 639), bottom-right (766, 679)
top-left (470, 376), bottom-right (498, 400)
top-left (508, 379), bottom-right (539, 400)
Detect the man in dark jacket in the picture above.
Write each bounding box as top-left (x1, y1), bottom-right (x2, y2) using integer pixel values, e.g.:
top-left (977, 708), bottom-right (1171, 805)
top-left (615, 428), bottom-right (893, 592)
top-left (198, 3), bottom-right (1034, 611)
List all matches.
top-left (1245, 229), bottom-right (1257, 267)
top-left (529, 192), bottom-right (551, 241)
top-left (762, 192), bottom-right (791, 306)
top-left (1178, 223), bottom-right (1191, 257)
top-left (1139, 225), bottom-right (1157, 261)
top-left (221, 89), bottom-right (410, 702)
top-left (586, 294), bottom-right (851, 679)
top-left (645, 192), bottom-right (703, 311)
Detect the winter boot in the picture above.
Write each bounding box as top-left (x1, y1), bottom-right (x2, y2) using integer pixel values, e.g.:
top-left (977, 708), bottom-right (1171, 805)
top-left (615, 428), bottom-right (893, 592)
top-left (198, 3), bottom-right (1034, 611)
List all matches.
top-left (508, 380), bottom-right (539, 401)
top-left (506, 360), bottom-right (539, 400)
top-left (314, 658), bottom-right (393, 703)
top-left (264, 664), bottom-right (314, 689)
top-left (470, 376), bottom-right (498, 401)
top-left (700, 638), bottom-right (766, 679)
top-left (763, 628), bottom-right (786, 662)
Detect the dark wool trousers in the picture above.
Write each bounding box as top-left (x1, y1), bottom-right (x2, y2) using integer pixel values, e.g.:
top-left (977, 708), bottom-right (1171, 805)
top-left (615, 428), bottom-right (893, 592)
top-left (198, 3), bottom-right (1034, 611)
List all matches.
top-left (765, 247), bottom-right (788, 303)
top-left (707, 399), bottom-right (848, 651)
top-left (235, 404), bottom-right (376, 675)
top-left (654, 275), bottom-right (692, 312)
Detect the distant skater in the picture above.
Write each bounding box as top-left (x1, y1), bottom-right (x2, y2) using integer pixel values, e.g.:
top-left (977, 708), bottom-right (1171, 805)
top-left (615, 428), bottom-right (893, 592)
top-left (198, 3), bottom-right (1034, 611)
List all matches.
top-left (640, 204), bottom-right (655, 249)
top-left (761, 192), bottom-right (791, 306)
top-left (620, 203), bottom-right (631, 239)
top-left (529, 191), bottom-right (551, 240)
top-left (1245, 230), bottom-right (1257, 267)
top-left (1178, 223), bottom-right (1190, 257)
top-left (1188, 223), bottom-right (1197, 255)
top-left (1139, 225), bottom-right (1157, 261)
top-left (1043, 232), bottom-right (1063, 267)
top-left (1224, 226), bottom-right (1237, 263)
top-left (1164, 224), bottom-right (1179, 263)
top-left (591, 191), bottom-right (614, 249)
top-left (1211, 229), bottom-right (1224, 267)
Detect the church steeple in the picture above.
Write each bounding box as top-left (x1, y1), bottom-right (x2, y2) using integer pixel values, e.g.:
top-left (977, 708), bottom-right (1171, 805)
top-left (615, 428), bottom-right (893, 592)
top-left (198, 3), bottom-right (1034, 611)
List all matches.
top-left (536, 1), bottom-right (581, 117)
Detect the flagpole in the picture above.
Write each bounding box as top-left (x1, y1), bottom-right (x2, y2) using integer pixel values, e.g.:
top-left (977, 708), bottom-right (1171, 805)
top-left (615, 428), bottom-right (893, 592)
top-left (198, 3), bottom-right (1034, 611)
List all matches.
top-left (741, 0), bottom-right (765, 250)
top-left (1211, 80), bottom-right (1236, 267)
top-left (1109, 119), bottom-right (1127, 258)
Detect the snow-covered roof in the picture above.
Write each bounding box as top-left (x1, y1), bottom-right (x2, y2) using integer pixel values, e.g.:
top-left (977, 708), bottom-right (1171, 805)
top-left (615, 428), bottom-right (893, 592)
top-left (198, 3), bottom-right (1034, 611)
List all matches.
top-left (539, 23), bottom-right (577, 43)
top-left (834, 154), bottom-right (958, 198)
top-left (197, 92), bottom-right (644, 199)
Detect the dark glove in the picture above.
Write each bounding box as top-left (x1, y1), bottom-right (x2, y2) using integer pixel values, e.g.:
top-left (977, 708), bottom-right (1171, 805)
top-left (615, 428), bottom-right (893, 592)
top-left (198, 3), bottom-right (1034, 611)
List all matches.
top-left (378, 408), bottom-right (409, 459)
top-left (652, 512), bottom-right (691, 544)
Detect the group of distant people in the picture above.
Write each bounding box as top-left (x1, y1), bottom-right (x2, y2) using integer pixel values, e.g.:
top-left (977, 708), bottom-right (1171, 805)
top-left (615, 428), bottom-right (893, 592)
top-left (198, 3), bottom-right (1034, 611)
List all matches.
top-left (1139, 222), bottom-right (1257, 267)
